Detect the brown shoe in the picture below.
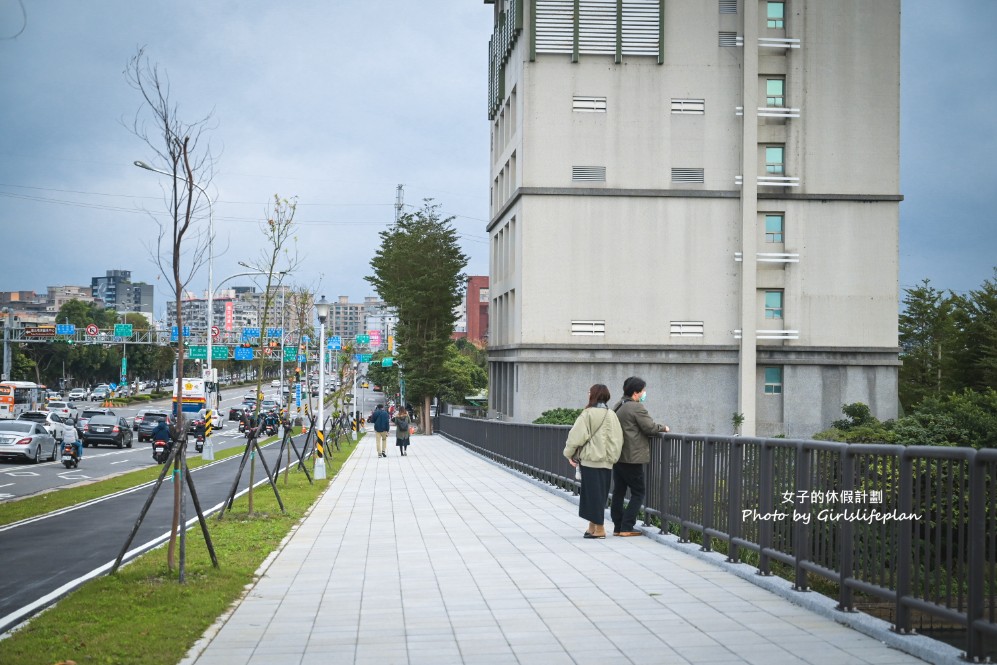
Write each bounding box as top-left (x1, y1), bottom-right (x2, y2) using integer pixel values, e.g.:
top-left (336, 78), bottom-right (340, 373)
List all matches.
top-left (618, 531), bottom-right (642, 537)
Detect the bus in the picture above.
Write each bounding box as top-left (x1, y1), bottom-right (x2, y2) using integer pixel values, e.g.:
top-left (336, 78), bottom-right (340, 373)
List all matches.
top-left (0, 381), bottom-right (45, 419)
top-left (172, 377), bottom-right (220, 419)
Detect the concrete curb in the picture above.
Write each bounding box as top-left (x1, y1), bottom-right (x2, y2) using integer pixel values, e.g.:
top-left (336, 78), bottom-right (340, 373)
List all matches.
top-left (440, 434), bottom-right (966, 665)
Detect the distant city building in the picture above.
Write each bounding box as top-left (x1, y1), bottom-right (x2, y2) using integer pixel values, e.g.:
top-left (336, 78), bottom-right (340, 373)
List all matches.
top-left (91, 270), bottom-right (153, 315)
top-left (466, 276), bottom-right (489, 343)
top-left (483, 1), bottom-right (900, 436)
top-left (166, 286), bottom-right (306, 339)
top-left (47, 286), bottom-right (95, 310)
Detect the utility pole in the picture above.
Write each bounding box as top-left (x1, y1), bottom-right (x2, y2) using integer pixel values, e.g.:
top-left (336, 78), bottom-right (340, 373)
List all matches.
top-left (395, 184), bottom-right (404, 224)
top-left (2, 308), bottom-right (12, 381)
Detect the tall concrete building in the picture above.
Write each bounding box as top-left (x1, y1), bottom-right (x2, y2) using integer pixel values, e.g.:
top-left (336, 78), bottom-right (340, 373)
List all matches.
top-left (484, 0), bottom-right (900, 436)
top-left (91, 270), bottom-right (153, 316)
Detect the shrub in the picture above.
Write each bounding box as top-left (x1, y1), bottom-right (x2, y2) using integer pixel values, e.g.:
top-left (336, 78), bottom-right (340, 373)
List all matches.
top-left (533, 408), bottom-right (582, 425)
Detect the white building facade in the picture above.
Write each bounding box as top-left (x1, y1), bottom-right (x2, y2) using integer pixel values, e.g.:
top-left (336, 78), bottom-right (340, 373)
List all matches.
top-left (485, 0), bottom-right (900, 437)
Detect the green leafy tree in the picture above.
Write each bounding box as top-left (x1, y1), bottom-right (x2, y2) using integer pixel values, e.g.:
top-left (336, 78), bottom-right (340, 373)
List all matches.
top-left (898, 280), bottom-right (959, 409)
top-left (366, 352), bottom-right (400, 400)
top-left (366, 201), bottom-right (468, 433)
top-left (951, 268), bottom-right (997, 392)
top-left (439, 344), bottom-right (487, 406)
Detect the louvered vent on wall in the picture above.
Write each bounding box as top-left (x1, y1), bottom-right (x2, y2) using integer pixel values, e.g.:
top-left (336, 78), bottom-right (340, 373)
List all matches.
top-left (572, 166), bottom-right (607, 182)
top-left (671, 99), bottom-right (705, 114)
top-left (536, 0), bottom-right (660, 57)
top-left (670, 321), bottom-right (705, 337)
top-left (719, 0), bottom-right (737, 13)
top-left (718, 32), bottom-right (741, 47)
top-left (671, 168), bottom-right (705, 184)
top-left (573, 96), bottom-right (608, 112)
top-left (571, 320), bottom-right (606, 335)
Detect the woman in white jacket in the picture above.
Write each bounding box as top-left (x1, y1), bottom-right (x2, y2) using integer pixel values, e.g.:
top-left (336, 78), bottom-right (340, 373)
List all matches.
top-left (563, 384), bottom-right (624, 539)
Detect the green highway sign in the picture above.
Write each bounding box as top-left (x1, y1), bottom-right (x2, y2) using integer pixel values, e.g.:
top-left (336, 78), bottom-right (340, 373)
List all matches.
top-left (355, 334), bottom-right (370, 345)
top-left (283, 346), bottom-right (297, 362)
top-left (188, 345), bottom-right (207, 360)
top-left (212, 346), bottom-right (230, 360)
top-left (114, 323), bottom-right (133, 337)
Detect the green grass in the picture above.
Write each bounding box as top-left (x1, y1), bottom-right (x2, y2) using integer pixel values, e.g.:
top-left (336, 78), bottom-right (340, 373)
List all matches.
top-left (0, 434), bottom-right (361, 665)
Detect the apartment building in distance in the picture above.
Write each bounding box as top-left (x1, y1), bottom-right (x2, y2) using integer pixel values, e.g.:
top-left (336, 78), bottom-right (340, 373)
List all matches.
top-left (91, 269), bottom-right (154, 316)
top-left (484, 0), bottom-right (900, 436)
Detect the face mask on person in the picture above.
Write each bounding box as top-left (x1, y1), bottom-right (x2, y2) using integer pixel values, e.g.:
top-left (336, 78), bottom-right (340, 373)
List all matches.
top-left (639, 391), bottom-right (647, 403)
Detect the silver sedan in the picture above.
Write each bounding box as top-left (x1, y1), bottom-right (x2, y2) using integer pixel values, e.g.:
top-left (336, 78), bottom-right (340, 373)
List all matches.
top-left (0, 420), bottom-right (59, 464)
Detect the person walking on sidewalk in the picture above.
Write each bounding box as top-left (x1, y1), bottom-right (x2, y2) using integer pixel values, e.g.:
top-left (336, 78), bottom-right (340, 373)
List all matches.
top-left (563, 384), bottom-right (624, 539)
top-left (611, 376), bottom-right (670, 537)
top-left (372, 404), bottom-right (391, 457)
top-left (394, 408), bottom-right (412, 456)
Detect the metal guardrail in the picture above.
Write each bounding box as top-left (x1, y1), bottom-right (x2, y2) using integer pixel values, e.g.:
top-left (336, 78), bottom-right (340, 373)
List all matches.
top-left (438, 415), bottom-right (997, 661)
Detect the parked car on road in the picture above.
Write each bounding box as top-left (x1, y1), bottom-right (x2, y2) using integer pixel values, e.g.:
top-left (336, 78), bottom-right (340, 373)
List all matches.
top-left (83, 415), bottom-right (133, 449)
top-left (0, 421), bottom-right (58, 463)
top-left (17, 410), bottom-right (71, 442)
top-left (138, 411), bottom-right (171, 442)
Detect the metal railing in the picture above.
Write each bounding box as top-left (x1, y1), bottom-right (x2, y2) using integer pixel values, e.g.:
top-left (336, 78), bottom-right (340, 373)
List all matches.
top-left (438, 415), bottom-right (997, 661)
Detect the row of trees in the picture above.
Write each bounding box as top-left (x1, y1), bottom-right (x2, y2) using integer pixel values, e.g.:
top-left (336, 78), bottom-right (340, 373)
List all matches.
top-left (899, 268), bottom-right (997, 409)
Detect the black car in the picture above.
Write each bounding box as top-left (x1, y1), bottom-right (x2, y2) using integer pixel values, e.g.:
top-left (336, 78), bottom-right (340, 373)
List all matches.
top-left (228, 402), bottom-right (255, 421)
top-left (76, 408), bottom-right (115, 436)
top-left (138, 412), bottom-right (171, 442)
top-left (83, 415), bottom-right (134, 449)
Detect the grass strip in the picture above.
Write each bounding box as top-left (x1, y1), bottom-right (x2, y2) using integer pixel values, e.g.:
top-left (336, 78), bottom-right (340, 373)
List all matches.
top-left (0, 435), bottom-right (360, 665)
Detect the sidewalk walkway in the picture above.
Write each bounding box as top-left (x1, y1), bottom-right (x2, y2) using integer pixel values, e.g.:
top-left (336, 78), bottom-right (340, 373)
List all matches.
top-left (182, 434), bottom-right (937, 665)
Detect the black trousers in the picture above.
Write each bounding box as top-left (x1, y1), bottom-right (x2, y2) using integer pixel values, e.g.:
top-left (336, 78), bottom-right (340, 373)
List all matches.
top-left (611, 462), bottom-right (646, 532)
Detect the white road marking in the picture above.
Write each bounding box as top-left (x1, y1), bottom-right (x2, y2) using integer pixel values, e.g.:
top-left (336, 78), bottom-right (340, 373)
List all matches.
top-left (6, 471), bottom-right (40, 477)
top-left (0, 483), bottom-right (13, 488)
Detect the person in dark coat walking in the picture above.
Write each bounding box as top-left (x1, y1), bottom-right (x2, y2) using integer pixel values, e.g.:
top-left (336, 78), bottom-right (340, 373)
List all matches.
top-left (394, 408), bottom-right (412, 456)
top-left (372, 404), bottom-right (391, 457)
top-left (611, 376), bottom-right (670, 537)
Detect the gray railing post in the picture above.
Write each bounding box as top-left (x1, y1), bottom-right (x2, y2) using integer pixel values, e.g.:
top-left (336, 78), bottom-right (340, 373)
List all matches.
top-left (758, 440), bottom-right (773, 576)
top-left (895, 451), bottom-right (913, 634)
top-left (837, 448), bottom-right (855, 611)
top-left (659, 435), bottom-right (672, 535)
top-left (702, 438), bottom-right (715, 552)
top-left (792, 441), bottom-right (811, 592)
top-left (726, 439), bottom-right (743, 563)
top-left (965, 450), bottom-right (984, 661)
top-left (679, 435), bottom-right (692, 543)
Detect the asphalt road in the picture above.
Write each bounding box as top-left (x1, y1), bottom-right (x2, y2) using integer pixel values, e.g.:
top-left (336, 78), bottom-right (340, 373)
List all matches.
top-left (0, 432), bottom-right (308, 635)
top-left (0, 386), bottom-right (289, 502)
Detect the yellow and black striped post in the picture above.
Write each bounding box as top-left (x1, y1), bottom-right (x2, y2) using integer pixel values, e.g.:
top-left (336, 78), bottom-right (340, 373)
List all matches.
top-left (314, 429), bottom-right (326, 479)
top-left (204, 410), bottom-right (214, 438)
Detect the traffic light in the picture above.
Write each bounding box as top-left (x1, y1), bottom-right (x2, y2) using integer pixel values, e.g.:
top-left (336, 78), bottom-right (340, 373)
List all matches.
top-left (295, 369), bottom-right (301, 383)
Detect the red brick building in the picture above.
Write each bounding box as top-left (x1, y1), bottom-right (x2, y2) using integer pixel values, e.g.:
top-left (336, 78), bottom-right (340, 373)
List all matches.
top-left (466, 276), bottom-right (489, 343)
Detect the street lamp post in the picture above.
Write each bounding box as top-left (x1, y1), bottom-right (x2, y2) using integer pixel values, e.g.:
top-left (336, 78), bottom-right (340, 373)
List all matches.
top-left (134, 159), bottom-right (215, 382)
top-left (314, 296), bottom-right (330, 480)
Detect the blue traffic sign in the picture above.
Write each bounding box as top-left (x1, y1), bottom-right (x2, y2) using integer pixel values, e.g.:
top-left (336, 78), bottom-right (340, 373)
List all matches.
top-left (170, 326), bottom-right (191, 342)
top-left (241, 327), bottom-right (261, 341)
top-left (266, 327), bottom-right (283, 338)
top-left (327, 336), bottom-right (341, 350)
top-left (297, 354), bottom-right (306, 362)
top-left (234, 347), bottom-right (254, 361)
top-left (56, 324), bottom-right (76, 335)
top-left (109, 383), bottom-right (118, 391)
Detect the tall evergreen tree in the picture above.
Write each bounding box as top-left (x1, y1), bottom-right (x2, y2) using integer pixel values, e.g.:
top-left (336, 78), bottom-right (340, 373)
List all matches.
top-left (366, 202), bottom-right (468, 433)
top-left (898, 279), bottom-right (958, 408)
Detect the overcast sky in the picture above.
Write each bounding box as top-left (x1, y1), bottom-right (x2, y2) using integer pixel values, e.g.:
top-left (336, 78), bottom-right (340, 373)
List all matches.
top-left (1, 1), bottom-right (994, 322)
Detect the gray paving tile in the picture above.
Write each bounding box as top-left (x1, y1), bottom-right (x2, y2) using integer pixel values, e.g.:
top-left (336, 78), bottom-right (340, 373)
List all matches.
top-left (182, 436), bottom-right (937, 665)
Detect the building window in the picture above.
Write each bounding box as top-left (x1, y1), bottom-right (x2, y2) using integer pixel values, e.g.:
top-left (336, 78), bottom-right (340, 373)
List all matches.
top-left (765, 214), bottom-right (784, 243)
top-left (671, 98), bottom-right (705, 114)
top-left (767, 1), bottom-right (784, 29)
top-left (719, 0), bottom-right (737, 14)
top-left (571, 320), bottom-right (605, 336)
top-left (764, 367), bottom-right (783, 394)
top-left (573, 96), bottom-right (607, 112)
top-left (765, 290), bottom-right (784, 319)
top-left (766, 79), bottom-right (784, 107)
top-left (572, 165), bottom-right (606, 182)
top-left (765, 146), bottom-right (785, 174)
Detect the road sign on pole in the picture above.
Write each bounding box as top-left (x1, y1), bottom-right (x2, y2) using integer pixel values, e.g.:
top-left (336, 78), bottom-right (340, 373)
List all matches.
top-left (56, 324), bottom-right (76, 336)
top-left (85, 324), bottom-right (99, 336)
top-left (113, 324), bottom-right (133, 337)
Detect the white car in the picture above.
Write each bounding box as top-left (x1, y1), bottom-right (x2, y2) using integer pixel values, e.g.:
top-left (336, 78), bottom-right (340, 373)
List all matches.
top-left (68, 388), bottom-right (89, 401)
top-left (17, 410), bottom-right (71, 442)
top-left (47, 401), bottom-right (79, 421)
top-left (270, 379), bottom-right (281, 388)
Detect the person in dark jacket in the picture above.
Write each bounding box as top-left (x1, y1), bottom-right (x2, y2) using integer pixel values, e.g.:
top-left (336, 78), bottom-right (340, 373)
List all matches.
top-left (611, 376), bottom-right (670, 537)
top-left (372, 404), bottom-right (391, 458)
top-left (394, 408), bottom-right (412, 456)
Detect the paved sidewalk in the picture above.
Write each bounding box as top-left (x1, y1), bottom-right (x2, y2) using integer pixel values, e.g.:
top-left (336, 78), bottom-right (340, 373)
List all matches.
top-left (182, 434), bottom-right (933, 665)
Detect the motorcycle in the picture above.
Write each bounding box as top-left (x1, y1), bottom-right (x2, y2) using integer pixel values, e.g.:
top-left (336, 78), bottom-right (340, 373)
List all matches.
top-left (61, 441), bottom-right (80, 469)
top-left (194, 431), bottom-right (205, 453)
top-left (152, 438), bottom-right (173, 464)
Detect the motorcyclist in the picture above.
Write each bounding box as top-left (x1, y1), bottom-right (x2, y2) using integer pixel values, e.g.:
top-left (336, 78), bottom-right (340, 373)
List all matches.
top-left (63, 423), bottom-right (82, 460)
top-left (151, 418), bottom-right (171, 446)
